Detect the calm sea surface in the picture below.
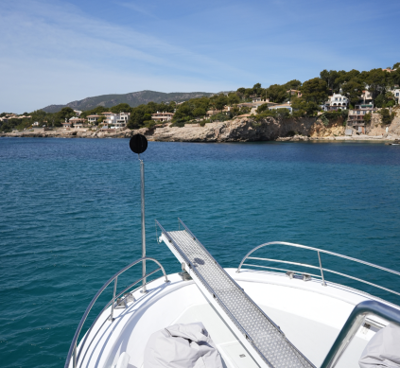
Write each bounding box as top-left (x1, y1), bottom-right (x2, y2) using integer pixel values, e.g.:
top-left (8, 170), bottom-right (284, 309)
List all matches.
top-left (1, 138), bottom-right (400, 367)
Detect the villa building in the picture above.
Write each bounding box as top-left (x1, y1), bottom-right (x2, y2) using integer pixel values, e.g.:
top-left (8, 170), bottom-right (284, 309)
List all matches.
top-left (69, 117), bottom-right (87, 128)
top-left (347, 103), bottom-right (376, 133)
top-left (87, 114), bottom-right (102, 125)
top-left (99, 112), bottom-right (130, 128)
top-left (252, 97), bottom-right (269, 103)
top-left (391, 89), bottom-right (400, 104)
top-left (286, 90), bottom-right (302, 98)
top-left (268, 103), bottom-right (293, 113)
top-left (323, 93), bottom-right (349, 111)
top-left (151, 112), bottom-right (174, 122)
top-left (114, 112), bottom-right (130, 128)
top-left (102, 112), bottom-right (117, 127)
top-left (361, 90), bottom-right (373, 104)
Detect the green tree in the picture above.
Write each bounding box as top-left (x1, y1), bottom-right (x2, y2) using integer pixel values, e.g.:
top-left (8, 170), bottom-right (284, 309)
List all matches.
top-left (292, 97), bottom-right (319, 117)
top-left (168, 101), bottom-right (177, 110)
top-left (110, 103), bottom-right (132, 113)
top-left (214, 94), bottom-right (228, 111)
top-left (274, 108), bottom-right (291, 119)
top-left (228, 93), bottom-right (240, 105)
top-left (256, 103), bottom-right (270, 114)
top-left (55, 107), bottom-right (75, 125)
top-left (335, 69), bottom-right (360, 87)
top-left (374, 94), bottom-right (388, 108)
top-left (390, 68), bottom-right (400, 86)
top-left (379, 108), bottom-right (395, 125)
top-left (342, 79), bottom-right (364, 106)
top-left (363, 113), bottom-right (372, 124)
top-left (128, 105), bottom-right (150, 129)
top-left (236, 88), bottom-right (246, 100)
top-left (320, 70), bottom-right (340, 91)
top-left (252, 83), bottom-right (263, 96)
top-left (363, 68), bottom-right (389, 98)
top-left (301, 78), bottom-right (328, 104)
top-left (284, 79), bottom-right (302, 90)
top-left (193, 107), bottom-right (206, 118)
top-left (393, 62), bottom-right (400, 70)
top-left (30, 109), bottom-right (48, 123)
top-left (81, 106), bottom-right (108, 118)
top-left (265, 84), bottom-right (287, 103)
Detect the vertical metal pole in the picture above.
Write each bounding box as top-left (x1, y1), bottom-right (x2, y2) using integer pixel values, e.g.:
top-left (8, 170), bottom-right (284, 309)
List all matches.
top-left (73, 345), bottom-right (76, 368)
top-left (109, 277), bottom-right (118, 321)
top-left (140, 158), bottom-right (147, 292)
top-left (318, 251), bottom-right (327, 286)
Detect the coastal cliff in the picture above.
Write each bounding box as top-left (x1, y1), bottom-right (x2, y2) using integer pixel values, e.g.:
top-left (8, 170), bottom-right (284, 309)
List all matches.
top-left (149, 117), bottom-right (317, 142)
top-left (3, 111), bottom-right (400, 142)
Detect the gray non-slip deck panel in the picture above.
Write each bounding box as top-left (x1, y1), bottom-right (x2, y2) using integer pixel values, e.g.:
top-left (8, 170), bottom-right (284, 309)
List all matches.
top-left (166, 230), bottom-right (314, 368)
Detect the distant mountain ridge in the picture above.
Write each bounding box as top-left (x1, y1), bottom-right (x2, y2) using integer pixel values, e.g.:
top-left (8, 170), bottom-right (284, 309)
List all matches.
top-left (41, 90), bottom-right (214, 113)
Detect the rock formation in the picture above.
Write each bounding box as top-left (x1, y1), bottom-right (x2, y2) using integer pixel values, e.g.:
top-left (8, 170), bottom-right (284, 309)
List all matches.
top-left (2, 109), bottom-right (400, 142)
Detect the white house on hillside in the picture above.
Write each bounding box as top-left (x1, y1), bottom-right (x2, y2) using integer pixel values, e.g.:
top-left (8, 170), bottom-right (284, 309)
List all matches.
top-left (361, 90), bottom-right (373, 103)
top-left (101, 112), bottom-right (130, 128)
top-left (114, 112), bottom-right (130, 128)
top-left (323, 93), bottom-right (349, 111)
top-left (87, 114), bottom-right (102, 125)
top-left (391, 89), bottom-right (400, 104)
top-left (151, 112), bottom-right (174, 122)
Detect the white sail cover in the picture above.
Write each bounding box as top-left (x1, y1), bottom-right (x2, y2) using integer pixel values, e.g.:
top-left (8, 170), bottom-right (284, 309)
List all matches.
top-left (144, 323), bottom-right (223, 368)
top-left (359, 324), bottom-right (400, 368)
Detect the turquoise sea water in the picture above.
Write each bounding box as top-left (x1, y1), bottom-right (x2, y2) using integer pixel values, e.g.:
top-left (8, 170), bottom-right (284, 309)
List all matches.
top-left (1, 138), bottom-right (400, 368)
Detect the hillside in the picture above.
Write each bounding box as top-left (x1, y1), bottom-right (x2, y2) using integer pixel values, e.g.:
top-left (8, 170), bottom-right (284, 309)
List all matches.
top-left (41, 90), bottom-right (214, 113)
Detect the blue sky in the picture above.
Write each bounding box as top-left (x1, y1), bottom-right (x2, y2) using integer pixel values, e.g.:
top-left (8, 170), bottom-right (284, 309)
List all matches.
top-left (1, 0), bottom-right (400, 113)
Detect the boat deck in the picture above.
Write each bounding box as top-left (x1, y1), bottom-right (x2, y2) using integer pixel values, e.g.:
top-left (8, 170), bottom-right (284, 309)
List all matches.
top-left (72, 269), bottom-right (385, 368)
top-left (163, 227), bottom-right (314, 368)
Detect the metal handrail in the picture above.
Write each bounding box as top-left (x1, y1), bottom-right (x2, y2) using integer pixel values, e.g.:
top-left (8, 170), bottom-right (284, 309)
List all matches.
top-left (156, 219), bottom-right (315, 368)
top-left (64, 257), bottom-right (169, 368)
top-left (237, 241), bottom-right (400, 297)
top-left (321, 300), bottom-right (400, 368)
top-left (156, 220), bottom-right (266, 343)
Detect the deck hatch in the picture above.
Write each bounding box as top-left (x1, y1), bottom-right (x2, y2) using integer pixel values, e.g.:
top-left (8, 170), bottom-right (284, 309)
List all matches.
top-left (157, 219), bottom-right (315, 368)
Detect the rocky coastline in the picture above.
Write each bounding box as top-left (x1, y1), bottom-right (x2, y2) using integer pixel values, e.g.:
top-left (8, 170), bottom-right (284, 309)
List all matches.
top-left (2, 113), bottom-right (400, 143)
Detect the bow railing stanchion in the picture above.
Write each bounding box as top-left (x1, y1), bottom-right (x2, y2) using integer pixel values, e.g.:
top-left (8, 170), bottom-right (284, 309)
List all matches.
top-left (129, 134), bottom-right (148, 293)
top-left (109, 277), bottom-right (118, 321)
top-left (318, 251), bottom-right (326, 286)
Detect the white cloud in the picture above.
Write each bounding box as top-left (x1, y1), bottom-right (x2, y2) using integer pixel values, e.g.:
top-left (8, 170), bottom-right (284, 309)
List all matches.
top-left (117, 2), bottom-right (158, 19)
top-left (0, 0), bottom-right (253, 112)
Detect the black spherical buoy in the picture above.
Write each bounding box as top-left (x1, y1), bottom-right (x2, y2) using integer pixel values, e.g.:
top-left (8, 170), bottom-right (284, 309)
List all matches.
top-left (129, 134), bottom-right (148, 154)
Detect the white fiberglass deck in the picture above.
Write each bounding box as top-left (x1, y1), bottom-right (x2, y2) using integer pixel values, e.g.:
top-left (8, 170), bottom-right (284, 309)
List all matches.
top-left (163, 228), bottom-right (314, 368)
top-left (73, 269), bottom-right (389, 368)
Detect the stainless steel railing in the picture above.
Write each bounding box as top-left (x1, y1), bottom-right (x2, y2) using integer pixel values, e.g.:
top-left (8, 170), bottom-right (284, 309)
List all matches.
top-left (237, 241), bottom-right (400, 297)
top-left (64, 257), bottom-right (169, 368)
top-left (321, 300), bottom-right (400, 368)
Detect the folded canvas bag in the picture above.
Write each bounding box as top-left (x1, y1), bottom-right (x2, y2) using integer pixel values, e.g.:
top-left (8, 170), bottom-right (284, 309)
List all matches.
top-left (359, 324), bottom-right (400, 368)
top-left (144, 322), bottom-right (223, 368)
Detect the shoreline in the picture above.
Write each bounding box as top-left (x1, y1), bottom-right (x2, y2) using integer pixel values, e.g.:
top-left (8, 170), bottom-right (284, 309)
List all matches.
top-left (1, 117), bottom-right (400, 143)
top-left (1, 132), bottom-right (396, 143)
